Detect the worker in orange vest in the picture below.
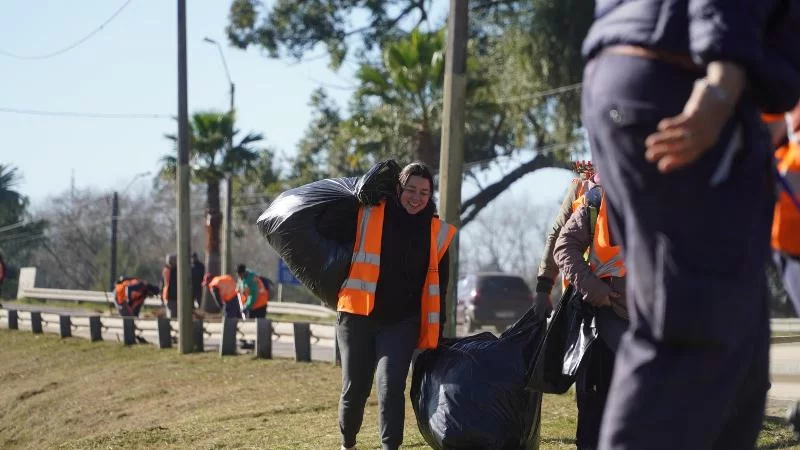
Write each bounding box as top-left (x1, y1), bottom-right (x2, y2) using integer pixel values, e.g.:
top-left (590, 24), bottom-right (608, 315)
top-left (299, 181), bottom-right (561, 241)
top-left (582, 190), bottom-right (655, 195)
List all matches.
top-left (554, 183), bottom-right (629, 449)
top-left (114, 276), bottom-right (159, 317)
top-left (535, 160), bottom-right (600, 320)
top-left (235, 264), bottom-right (269, 319)
top-left (764, 107), bottom-right (800, 313)
top-left (324, 162), bottom-right (457, 450)
top-left (202, 273), bottom-right (241, 318)
top-left (160, 254), bottom-right (178, 318)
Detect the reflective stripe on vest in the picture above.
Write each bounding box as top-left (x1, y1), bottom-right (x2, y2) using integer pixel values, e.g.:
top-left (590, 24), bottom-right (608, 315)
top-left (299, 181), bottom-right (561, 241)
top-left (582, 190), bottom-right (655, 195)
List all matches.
top-left (773, 141), bottom-right (800, 255)
top-left (337, 201), bottom-right (457, 349)
top-left (589, 194), bottom-right (627, 279)
top-left (209, 275), bottom-right (238, 303)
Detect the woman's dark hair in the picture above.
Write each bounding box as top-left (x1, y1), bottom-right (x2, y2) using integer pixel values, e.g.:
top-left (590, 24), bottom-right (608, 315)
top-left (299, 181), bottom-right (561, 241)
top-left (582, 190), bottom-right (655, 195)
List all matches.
top-left (399, 161), bottom-right (434, 191)
top-left (398, 161), bottom-right (436, 214)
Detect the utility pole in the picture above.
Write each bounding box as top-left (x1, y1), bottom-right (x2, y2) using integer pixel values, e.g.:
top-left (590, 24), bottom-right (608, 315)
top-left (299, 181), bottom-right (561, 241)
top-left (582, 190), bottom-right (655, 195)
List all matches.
top-left (204, 37), bottom-right (236, 276)
top-left (108, 191), bottom-right (119, 291)
top-left (222, 70), bottom-right (235, 275)
top-left (176, 0), bottom-right (194, 353)
top-left (437, 0), bottom-right (468, 338)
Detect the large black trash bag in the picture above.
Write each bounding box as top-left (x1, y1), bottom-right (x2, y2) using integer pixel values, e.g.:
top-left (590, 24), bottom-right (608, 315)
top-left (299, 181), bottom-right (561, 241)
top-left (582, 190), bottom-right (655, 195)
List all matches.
top-left (257, 160), bottom-right (401, 308)
top-left (527, 284), bottom-right (597, 394)
top-left (410, 308), bottom-right (546, 450)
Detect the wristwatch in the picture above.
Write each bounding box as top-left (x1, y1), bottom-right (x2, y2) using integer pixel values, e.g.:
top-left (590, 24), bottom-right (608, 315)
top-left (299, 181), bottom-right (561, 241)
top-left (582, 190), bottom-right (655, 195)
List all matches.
top-left (695, 78), bottom-right (732, 105)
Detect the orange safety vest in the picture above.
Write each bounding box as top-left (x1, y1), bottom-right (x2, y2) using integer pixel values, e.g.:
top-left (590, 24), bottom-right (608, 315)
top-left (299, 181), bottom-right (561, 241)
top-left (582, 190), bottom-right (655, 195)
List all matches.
top-left (571, 179), bottom-right (593, 212)
top-left (161, 266), bottom-right (172, 301)
top-left (238, 274), bottom-right (269, 310)
top-left (772, 140), bottom-right (800, 255)
top-left (589, 193), bottom-right (627, 279)
top-left (209, 274), bottom-right (238, 303)
top-left (115, 278), bottom-right (144, 305)
top-left (337, 200), bottom-right (457, 349)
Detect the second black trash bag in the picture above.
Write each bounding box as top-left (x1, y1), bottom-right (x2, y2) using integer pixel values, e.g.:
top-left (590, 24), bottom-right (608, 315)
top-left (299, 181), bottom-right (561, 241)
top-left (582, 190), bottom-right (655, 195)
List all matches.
top-left (410, 308), bottom-right (545, 450)
top-left (527, 284), bottom-right (598, 395)
top-left (257, 160), bottom-right (401, 308)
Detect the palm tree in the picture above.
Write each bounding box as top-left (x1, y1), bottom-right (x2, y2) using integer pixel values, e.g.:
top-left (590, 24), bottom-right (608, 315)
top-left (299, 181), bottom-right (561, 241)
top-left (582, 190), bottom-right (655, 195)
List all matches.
top-left (161, 111), bottom-right (262, 311)
top-left (0, 165), bottom-right (47, 298)
top-left (354, 28), bottom-right (446, 168)
top-left (0, 165), bottom-right (27, 225)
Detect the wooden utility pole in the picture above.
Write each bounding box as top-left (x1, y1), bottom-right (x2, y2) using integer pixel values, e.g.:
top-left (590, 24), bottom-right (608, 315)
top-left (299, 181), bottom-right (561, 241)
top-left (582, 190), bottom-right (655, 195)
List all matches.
top-left (176, 0), bottom-right (194, 353)
top-left (108, 192), bottom-right (119, 291)
top-left (438, 0), bottom-right (468, 338)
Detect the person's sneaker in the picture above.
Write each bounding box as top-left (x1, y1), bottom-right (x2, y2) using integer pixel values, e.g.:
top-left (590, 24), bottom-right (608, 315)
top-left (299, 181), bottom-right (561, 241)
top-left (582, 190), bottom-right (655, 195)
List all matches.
top-left (340, 445), bottom-right (356, 450)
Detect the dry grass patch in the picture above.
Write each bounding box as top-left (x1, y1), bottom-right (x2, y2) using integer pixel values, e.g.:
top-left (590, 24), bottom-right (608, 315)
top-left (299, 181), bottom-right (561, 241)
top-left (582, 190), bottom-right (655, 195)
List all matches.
top-left (0, 329), bottom-right (796, 449)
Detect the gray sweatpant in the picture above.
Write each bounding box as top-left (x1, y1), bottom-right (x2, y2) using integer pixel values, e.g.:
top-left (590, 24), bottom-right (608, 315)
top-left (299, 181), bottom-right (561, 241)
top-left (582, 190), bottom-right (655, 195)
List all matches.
top-left (336, 312), bottom-right (420, 450)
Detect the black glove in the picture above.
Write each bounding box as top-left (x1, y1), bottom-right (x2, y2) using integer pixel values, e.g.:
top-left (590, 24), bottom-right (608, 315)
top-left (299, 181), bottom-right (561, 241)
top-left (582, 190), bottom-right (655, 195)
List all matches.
top-left (533, 292), bottom-right (553, 322)
top-left (355, 160), bottom-right (401, 206)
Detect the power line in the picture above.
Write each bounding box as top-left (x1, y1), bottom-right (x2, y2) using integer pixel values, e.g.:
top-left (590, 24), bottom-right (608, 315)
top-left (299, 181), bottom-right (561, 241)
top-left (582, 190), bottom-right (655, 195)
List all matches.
top-left (493, 83), bottom-right (582, 105)
top-left (0, 107), bottom-right (172, 119)
top-left (0, 0), bottom-right (135, 61)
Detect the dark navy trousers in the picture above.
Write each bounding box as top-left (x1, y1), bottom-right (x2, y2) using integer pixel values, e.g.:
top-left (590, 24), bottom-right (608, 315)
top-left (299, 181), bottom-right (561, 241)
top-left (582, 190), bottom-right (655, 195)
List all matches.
top-left (581, 54), bottom-right (773, 450)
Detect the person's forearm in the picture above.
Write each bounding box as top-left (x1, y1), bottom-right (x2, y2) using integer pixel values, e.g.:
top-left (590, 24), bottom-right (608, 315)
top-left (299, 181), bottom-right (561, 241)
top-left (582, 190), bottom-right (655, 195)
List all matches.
top-left (705, 61), bottom-right (747, 108)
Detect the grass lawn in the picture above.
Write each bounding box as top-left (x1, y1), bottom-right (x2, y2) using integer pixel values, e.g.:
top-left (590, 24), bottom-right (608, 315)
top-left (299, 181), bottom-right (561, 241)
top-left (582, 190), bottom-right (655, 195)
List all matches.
top-left (0, 329), bottom-right (796, 449)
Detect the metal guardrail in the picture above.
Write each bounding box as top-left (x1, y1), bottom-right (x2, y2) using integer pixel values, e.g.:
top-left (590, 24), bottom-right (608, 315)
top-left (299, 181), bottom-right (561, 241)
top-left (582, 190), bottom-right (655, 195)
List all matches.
top-left (17, 286), bottom-right (336, 319)
top-left (0, 307), bottom-right (339, 364)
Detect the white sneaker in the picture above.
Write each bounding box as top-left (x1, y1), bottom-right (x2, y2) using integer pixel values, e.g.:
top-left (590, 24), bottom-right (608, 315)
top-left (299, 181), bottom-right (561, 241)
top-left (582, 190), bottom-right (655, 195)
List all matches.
top-left (341, 446), bottom-right (356, 450)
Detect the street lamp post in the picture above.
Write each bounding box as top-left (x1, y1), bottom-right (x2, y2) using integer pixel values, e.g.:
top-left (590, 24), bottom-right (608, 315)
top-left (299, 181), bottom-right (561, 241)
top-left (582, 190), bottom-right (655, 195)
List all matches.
top-left (108, 171), bottom-right (151, 291)
top-left (203, 37), bottom-right (235, 276)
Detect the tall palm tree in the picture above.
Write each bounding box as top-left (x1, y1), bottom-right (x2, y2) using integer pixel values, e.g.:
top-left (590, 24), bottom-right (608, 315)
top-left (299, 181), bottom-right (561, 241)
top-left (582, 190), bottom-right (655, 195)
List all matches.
top-left (161, 111), bottom-right (262, 311)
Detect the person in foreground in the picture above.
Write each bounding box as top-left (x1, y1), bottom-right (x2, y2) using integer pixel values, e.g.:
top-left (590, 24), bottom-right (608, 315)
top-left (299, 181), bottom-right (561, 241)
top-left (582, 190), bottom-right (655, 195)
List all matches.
top-left (326, 162), bottom-right (457, 450)
top-left (580, 1), bottom-right (800, 448)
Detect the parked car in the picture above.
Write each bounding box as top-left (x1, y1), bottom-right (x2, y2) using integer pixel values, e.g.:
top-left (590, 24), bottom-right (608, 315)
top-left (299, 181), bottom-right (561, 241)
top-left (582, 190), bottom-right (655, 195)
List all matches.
top-left (456, 272), bottom-right (534, 333)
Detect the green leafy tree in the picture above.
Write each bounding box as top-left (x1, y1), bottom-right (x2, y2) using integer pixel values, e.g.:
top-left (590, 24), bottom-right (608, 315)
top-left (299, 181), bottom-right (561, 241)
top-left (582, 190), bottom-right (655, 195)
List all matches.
top-left (0, 165), bottom-right (47, 298)
top-left (231, 0), bottom-right (594, 225)
top-left (161, 111), bottom-right (265, 311)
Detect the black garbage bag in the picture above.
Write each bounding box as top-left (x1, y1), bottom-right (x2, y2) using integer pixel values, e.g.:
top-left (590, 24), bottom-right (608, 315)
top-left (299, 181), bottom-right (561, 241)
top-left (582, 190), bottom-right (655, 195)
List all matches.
top-left (410, 308), bottom-right (546, 450)
top-left (527, 284), bottom-right (598, 394)
top-left (257, 160), bottom-right (401, 308)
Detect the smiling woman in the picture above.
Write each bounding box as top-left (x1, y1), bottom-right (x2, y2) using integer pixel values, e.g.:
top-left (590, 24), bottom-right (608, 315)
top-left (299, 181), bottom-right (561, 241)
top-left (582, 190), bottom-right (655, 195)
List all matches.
top-left (397, 162), bottom-right (434, 216)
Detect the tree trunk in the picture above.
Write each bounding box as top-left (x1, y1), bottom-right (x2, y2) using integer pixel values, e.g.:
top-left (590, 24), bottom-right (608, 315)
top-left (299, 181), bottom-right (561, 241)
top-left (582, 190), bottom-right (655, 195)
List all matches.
top-left (202, 180), bottom-right (223, 313)
top-left (415, 125), bottom-right (438, 169)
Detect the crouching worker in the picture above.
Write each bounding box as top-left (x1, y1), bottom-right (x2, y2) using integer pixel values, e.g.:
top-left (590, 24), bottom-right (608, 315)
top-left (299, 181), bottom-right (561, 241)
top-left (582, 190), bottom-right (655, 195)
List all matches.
top-left (553, 184), bottom-right (629, 450)
top-left (235, 264), bottom-right (268, 319)
top-left (115, 277), bottom-right (159, 317)
top-left (202, 273), bottom-right (241, 318)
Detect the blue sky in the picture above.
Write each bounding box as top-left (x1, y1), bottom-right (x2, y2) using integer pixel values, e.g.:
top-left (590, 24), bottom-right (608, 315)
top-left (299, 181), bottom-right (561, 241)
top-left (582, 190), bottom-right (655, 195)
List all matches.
top-left (1, 0), bottom-right (573, 215)
top-left (1, 0), bottom-right (360, 205)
